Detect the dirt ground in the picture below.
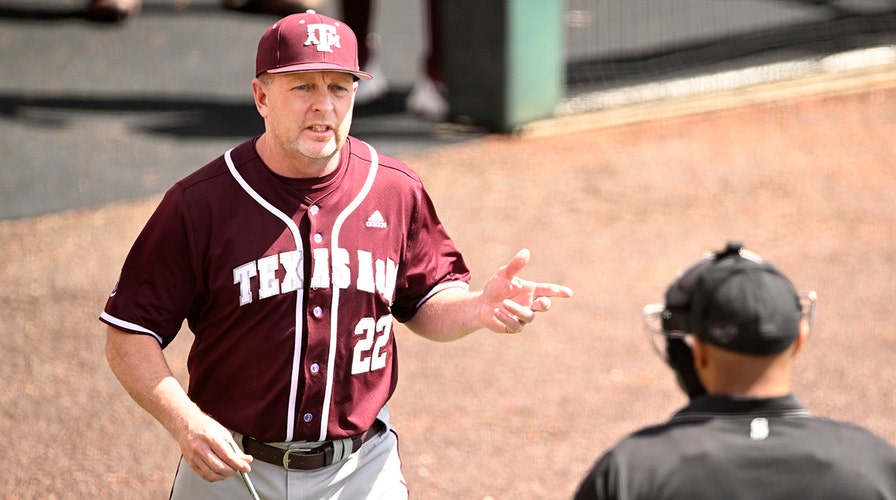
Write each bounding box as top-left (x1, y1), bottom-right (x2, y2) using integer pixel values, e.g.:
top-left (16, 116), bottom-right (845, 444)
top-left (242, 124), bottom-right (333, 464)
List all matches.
top-left (2, 69), bottom-right (896, 499)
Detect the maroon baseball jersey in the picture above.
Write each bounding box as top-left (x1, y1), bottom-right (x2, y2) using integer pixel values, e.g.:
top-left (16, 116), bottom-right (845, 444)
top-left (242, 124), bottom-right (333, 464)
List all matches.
top-left (100, 136), bottom-right (470, 443)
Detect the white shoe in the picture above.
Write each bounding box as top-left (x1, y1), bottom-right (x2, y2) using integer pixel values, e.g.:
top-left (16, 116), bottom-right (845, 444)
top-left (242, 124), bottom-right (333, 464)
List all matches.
top-left (354, 61), bottom-right (388, 106)
top-left (85, 0), bottom-right (141, 21)
top-left (405, 76), bottom-right (448, 121)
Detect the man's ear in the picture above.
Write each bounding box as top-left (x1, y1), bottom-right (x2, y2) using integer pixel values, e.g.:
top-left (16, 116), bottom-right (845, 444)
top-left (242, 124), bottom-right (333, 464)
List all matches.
top-left (665, 337), bottom-right (706, 399)
top-left (251, 78), bottom-right (269, 119)
top-left (790, 319), bottom-right (810, 357)
top-left (690, 336), bottom-right (708, 369)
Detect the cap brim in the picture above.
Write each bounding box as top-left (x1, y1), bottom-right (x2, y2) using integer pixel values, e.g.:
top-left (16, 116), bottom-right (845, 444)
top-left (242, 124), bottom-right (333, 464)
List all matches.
top-left (264, 63), bottom-right (373, 80)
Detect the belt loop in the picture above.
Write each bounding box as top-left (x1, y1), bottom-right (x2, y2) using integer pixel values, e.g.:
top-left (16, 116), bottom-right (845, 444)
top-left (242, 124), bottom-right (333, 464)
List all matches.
top-left (331, 437), bottom-right (354, 462)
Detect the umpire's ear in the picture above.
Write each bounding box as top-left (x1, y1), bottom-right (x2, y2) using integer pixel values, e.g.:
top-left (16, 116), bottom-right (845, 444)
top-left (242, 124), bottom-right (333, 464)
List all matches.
top-left (789, 319), bottom-right (810, 357)
top-left (666, 337), bottom-right (706, 399)
top-left (690, 336), bottom-right (708, 369)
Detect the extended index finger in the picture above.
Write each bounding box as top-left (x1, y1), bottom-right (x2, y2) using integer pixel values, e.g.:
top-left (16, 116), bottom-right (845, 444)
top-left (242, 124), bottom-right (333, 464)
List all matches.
top-left (533, 282), bottom-right (574, 298)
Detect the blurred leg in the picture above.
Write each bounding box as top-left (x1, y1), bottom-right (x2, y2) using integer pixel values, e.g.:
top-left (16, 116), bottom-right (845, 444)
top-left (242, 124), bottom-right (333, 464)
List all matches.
top-left (340, 0), bottom-right (373, 69)
top-left (222, 0), bottom-right (325, 16)
top-left (343, 0), bottom-right (389, 105)
top-left (406, 0), bottom-right (448, 120)
top-left (85, 0), bottom-right (141, 22)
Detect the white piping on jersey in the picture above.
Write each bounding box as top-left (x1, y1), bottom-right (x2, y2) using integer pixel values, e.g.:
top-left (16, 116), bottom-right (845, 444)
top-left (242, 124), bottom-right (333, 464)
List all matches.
top-left (100, 311), bottom-right (164, 345)
top-left (415, 280), bottom-right (470, 309)
top-left (225, 148), bottom-right (306, 442)
top-left (319, 141), bottom-right (380, 442)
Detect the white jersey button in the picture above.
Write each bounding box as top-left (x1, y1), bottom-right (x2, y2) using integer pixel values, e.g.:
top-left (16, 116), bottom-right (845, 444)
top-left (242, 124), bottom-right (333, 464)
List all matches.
top-left (313, 306), bottom-right (323, 317)
top-left (310, 363), bottom-right (320, 373)
top-left (309, 205), bottom-right (320, 215)
top-left (313, 233), bottom-right (323, 244)
top-left (303, 413), bottom-right (313, 423)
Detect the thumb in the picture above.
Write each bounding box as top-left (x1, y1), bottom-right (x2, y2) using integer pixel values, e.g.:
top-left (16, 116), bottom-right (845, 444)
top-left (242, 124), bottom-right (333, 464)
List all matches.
top-left (500, 248), bottom-right (531, 280)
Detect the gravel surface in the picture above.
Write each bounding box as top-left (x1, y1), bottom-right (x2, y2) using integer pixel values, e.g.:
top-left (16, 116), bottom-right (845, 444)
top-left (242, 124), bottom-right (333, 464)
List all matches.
top-left (2, 76), bottom-right (895, 499)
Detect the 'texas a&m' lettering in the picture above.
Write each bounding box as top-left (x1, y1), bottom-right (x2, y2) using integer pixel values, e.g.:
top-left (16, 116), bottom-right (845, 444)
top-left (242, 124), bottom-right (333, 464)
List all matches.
top-left (303, 23), bottom-right (340, 53)
top-left (232, 248), bottom-right (398, 306)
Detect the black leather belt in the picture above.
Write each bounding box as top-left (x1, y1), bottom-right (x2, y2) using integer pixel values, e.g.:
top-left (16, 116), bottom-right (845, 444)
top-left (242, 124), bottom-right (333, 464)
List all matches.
top-left (242, 420), bottom-right (385, 471)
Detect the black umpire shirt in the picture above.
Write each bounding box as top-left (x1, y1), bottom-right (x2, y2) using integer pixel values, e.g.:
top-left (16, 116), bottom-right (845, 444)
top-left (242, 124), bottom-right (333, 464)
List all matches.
top-left (574, 394), bottom-right (896, 500)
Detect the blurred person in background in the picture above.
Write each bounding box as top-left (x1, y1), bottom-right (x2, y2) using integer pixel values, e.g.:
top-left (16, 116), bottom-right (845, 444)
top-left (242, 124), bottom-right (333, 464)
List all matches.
top-left (341, 0), bottom-right (447, 120)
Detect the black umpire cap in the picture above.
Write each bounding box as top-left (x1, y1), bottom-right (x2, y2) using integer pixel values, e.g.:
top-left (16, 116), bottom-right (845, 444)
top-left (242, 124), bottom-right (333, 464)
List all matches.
top-left (661, 241), bottom-right (803, 355)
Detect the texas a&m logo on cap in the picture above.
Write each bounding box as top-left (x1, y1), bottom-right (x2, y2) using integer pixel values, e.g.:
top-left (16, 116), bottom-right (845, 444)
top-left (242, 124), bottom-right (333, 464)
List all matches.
top-left (304, 23), bottom-right (341, 53)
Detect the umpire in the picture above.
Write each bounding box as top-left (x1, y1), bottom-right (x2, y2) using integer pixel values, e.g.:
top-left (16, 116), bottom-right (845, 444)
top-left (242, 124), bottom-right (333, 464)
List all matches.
top-left (574, 242), bottom-right (896, 500)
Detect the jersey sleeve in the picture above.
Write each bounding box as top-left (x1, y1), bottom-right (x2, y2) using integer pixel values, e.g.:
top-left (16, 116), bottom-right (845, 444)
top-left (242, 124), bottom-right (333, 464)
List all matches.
top-left (390, 182), bottom-right (470, 323)
top-left (100, 185), bottom-right (200, 347)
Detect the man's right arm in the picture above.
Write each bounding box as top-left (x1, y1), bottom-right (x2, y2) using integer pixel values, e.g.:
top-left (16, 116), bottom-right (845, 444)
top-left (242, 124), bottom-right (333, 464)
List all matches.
top-left (104, 325), bottom-right (252, 482)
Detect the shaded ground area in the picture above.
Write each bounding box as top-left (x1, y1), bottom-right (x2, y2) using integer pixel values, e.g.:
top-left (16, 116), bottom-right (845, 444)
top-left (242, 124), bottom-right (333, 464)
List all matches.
top-left (2, 75), bottom-right (895, 499)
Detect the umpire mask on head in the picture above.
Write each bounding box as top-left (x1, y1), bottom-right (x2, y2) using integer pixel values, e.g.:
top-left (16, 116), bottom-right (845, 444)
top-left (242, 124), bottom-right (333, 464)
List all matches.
top-left (658, 244), bottom-right (722, 399)
top-left (643, 242), bottom-right (753, 398)
top-left (643, 247), bottom-right (719, 399)
top-left (643, 241), bottom-right (817, 399)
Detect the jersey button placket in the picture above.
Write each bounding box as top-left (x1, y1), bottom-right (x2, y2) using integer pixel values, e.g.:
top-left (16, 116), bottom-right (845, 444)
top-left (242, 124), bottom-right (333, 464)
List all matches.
top-left (309, 204), bottom-right (324, 245)
top-left (305, 204), bottom-right (325, 435)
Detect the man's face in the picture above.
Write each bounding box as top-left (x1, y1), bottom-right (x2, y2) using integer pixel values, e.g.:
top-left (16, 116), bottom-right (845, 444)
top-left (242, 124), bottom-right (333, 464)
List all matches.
top-left (254, 71), bottom-right (357, 162)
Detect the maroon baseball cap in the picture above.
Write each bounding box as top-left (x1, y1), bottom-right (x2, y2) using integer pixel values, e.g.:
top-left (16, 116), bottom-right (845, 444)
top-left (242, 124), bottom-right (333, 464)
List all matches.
top-left (255, 10), bottom-right (372, 80)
